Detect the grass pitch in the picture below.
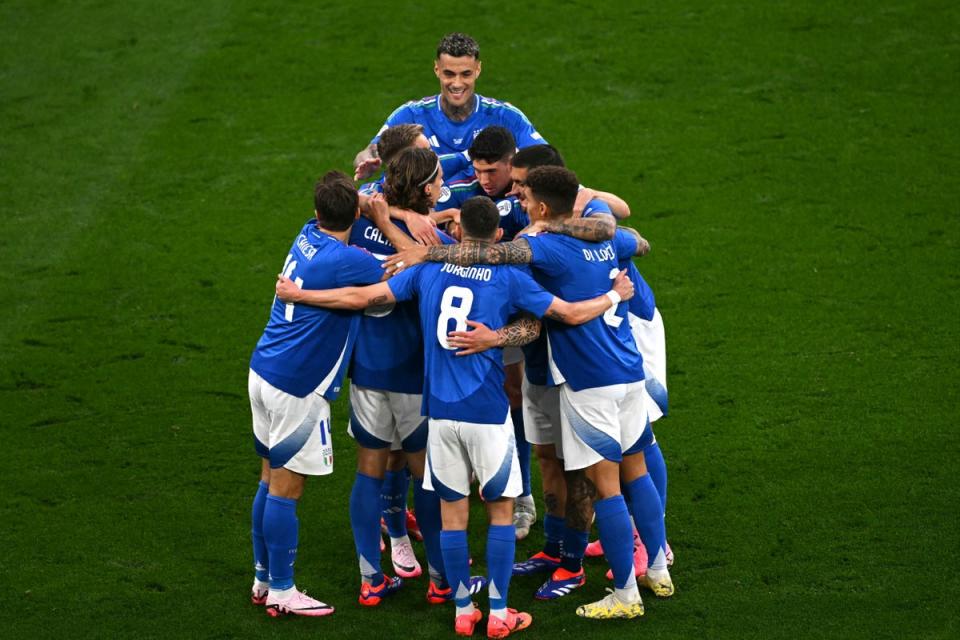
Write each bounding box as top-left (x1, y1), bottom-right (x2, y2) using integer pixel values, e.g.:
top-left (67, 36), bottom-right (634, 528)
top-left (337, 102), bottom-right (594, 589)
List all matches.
top-left (1, 1), bottom-right (958, 638)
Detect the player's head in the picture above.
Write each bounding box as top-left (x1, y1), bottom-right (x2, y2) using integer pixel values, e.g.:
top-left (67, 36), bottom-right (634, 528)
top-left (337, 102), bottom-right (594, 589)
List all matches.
top-left (384, 147), bottom-right (444, 215)
top-left (524, 166), bottom-right (579, 220)
top-left (509, 144), bottom-right (566, 208)
top-left (313, 170), bottom-right (359, 231)
top-left (459, 196), bottom-right (503, 243)
top-left (434, 33), bottom-right (481, 111)
top-left (469, 126), bottom-right (516, 197)
top-left (377, 124), bottom-right (430, 166)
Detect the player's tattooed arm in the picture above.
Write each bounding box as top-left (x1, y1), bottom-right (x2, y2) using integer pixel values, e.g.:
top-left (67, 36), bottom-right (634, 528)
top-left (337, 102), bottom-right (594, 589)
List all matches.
top-left (618, 225), bottom-right (651, 257)
top-left (275, 276), bottom-right (396, 310)
top-left (428, 238), bottom-right (534, 266)
top-left (564, 469), bottom-right (597, 531)
top-left (542, 269), bottom-right (634, 325)
top-left (446, 314), bottom-right (541, 355)
top-left (540, 215), bottom-right (616, 242)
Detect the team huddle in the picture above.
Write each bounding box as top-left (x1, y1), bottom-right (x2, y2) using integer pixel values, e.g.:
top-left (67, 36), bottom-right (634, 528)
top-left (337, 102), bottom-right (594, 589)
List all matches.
top-left (247, 33), bottom-right (673, 637)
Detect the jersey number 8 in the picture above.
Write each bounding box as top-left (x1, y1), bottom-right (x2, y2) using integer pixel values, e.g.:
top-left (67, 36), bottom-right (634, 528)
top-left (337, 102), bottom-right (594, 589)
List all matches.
top-left (437, 286), bottom-right (474, 350)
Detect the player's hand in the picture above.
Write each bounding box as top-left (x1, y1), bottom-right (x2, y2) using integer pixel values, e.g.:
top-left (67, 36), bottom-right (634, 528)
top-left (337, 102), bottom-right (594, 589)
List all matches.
top-left (402, 210), bottom-right (440, 246)
top-left (611, 269), bottom-right (634, 302)
top-left (275, 274), bottom-right (303, 303)
top-left (573, 187), bottom-right (597, 218)
top-left (383, 245), bottom-right (428, 274)
top-left (448, 320), bottom-right (498, 355)
top-left (354, 157), bottom-right (381, 181)
top-left (367, 193), bottom-right (391, 223)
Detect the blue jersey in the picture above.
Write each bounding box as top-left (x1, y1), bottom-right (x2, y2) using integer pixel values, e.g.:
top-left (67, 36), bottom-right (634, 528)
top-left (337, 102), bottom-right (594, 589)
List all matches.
top-left (580, 200), bottom-right (656, 321)
top-left (371, 94), bottom-right (545, 155)
top-left (523, 230), bottom-right (643, 391)
top-left (436, 178), bottom-right (529, 241)
top-left (250, 221), bottom-right (384, 398)
top-left (348, 217), bottom-right (456, 394)
top-left (387, 262), bottom-right (554, 423)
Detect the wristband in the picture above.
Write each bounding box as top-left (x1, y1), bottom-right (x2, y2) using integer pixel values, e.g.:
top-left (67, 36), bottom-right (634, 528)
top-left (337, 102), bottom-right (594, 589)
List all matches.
top-left (605, 290), bottom-right (622, 307)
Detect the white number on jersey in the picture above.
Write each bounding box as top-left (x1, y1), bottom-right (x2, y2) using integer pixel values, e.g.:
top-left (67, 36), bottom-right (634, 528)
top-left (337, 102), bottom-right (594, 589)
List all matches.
top-left (436, 285), bottom-right (474, 350)
top-left (281, 254), bottom-right (304, 322)
top-left (602, 267), bottom-right (623, 328)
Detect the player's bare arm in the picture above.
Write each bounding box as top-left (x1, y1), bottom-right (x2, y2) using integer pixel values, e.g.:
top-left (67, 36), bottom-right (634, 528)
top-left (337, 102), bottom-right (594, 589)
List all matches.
top-left (446, 314), bottom-right (542, 356)
top-left (383, 237), bottom-right (534, 274)
top-left (353, 143), bottom-right (380, 180)
top-left (538, 215), bottom-right (616, 242)
top-left (574, 187), bottom-right (631, 220)
top-left (275, 276), bottom-right (397, 310)
top-left (618, 225), bottom-right (651, 256)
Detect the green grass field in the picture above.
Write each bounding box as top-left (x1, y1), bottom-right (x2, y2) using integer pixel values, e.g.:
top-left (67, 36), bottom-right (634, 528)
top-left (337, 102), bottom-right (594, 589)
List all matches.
top-left (2, 1), bottom-right (958, 637)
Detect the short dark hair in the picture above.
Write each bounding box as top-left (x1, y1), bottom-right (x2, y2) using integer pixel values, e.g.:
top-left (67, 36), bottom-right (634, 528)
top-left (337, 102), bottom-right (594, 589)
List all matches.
top-left (377, 124), bottom-right (424, 165)
top-left (459, 196), bottom-right (500, 240)
top-left (313, 170), bottom-right (358, 231)
top-left (511, 144), bottom-right (565, 170)
top-left (525, 166), bottom-right (579, 216)
top-left (437, 33), bottom-right (480, 60)
top-left (384, 147), bottom-right (439, 215)
top-left (469, 126), bottom-right (516, 164)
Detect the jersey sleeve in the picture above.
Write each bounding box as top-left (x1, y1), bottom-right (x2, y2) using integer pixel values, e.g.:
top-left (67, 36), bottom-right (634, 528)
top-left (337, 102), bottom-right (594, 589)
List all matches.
top-left (385, 264), bottom-right (423, 302)
top-left (523, 234), bottom-right (566, 277)
top-left (613, 228), bottom-right (639, 261)
top-left (370, 103), bottom-right (416, 145)
top-left (439, 151), bottom-right (471, 178)
top-left (500, 103), bottom-right (546, 148)
top-left (437, 229), bottom-right (459, 245)
top-left (508, 267), bottom-right (555, 318)
top-left (336, 246), bottom-right (386, 286)
top-left (582, 196), bottom-right (613, 218)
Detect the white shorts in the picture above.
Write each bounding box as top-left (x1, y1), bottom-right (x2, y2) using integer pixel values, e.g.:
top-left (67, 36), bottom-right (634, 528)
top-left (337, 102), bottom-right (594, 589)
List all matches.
top-left (348, 385), bottom-right (427, 452)
top-left (521, 376), bottom-right (563, 458)
top-left (502, 346), bottom-right (524, 367)
top-left (423, 414), bottom-right (522, 502)
top-left (630, 308), bottom-right (668, 422)
top-left (559, 381), bottom-right (650, 471)
top-left (249, 369), bottom-right (334, 476)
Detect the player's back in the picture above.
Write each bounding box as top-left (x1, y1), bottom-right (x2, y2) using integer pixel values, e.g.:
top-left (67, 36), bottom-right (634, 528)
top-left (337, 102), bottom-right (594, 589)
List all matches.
top-left (251, 220), bottom-right (382, 399)
top-left (523, 231), bottom-right (643, 391)
top-left (389, 262), bottom-right (551, 424)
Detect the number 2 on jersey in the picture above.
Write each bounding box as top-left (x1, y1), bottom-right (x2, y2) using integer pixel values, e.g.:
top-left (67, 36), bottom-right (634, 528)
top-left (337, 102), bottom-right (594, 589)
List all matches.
top-left (603, 268), bottom-right (623, 328)
top-left (436, 286), bottom-right (474, 350)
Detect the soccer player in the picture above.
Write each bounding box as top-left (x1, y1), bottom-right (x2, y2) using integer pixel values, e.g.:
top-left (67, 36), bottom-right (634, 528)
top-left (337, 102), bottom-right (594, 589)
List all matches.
top-left (276, 196), bottom-right (635, 635)
top-left (430, 125), bottom-right (537, 539)
top-left (385, 167), bottom-right (673, 618)
top-left (354, 33), bottom-right (545, 178)
top-left (247, 171), bottom-right (393, 617)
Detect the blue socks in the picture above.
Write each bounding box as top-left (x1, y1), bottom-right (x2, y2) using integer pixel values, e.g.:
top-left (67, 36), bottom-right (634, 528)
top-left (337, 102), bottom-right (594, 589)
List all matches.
top-left (625, 474), bottom-right (667, 570)
top-left (251, 481), bottom-right (269, 582)
top-left (486, 524), bottom-right (515, 611)
top-left (439, 530), bottom-right (471, 607)
top-left (560, 525), bottom-right (588, 572)
top-left (543, 514), bottom-right (564, 558)
top-left (644, 440), bottom-right (668, 514)
top-left (263, 494), bottom-right (298, 591)
top-left (381, 469), bottom-right (410, 538)
top-left (594, 495), bottom-right (635, 589)
top-left (414, 477), bottom-right (446, 586)
top-left (350, 472), bottom-right (384, 585)
top-left (511, 408), bottom-right (531, 497)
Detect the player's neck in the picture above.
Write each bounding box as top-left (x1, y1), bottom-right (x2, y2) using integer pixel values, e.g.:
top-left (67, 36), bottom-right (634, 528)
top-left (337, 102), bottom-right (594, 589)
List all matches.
top-left (460, 237), bottom-right (494, 248)
top-left (316, 222), bottom-right (351, 243)
top-left (440, 95), bottom-right (476, 122)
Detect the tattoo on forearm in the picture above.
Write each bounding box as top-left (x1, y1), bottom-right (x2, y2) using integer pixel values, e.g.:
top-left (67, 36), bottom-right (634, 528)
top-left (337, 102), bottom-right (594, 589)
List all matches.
top-left (368, 295), bottom-right (388, 305)
top-left (545, 216), bottom-right (615, 241)
top-left (544, 308), bottom-right (569, 323)
top-left (564, 470), bottom-right (597, 532)
top-left (496, 316), bottom-right (541, 347)
top-left (425, 240), bottom-right (532, 266)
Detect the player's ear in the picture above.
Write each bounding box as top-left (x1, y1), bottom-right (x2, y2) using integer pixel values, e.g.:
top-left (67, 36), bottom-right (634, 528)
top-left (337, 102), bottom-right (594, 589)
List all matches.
top-left (494, 227), bottom-right (503, 243)
top-left (434, 61), bottom-right (440, 78)
top-left (314, 209), bottom-right (322, 222)
top-left (475, 61), bottom-right (481, 77)
top-left (354, 206), bottom-right (361, 220)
